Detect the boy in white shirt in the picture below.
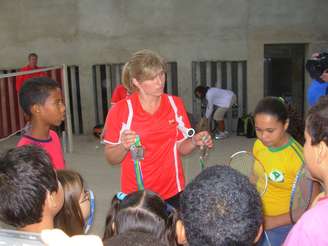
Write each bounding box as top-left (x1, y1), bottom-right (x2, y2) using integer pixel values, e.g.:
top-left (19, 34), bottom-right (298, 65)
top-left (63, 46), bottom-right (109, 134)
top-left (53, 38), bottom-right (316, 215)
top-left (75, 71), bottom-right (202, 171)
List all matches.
top-left (195, 85), bottom-right (236, 139)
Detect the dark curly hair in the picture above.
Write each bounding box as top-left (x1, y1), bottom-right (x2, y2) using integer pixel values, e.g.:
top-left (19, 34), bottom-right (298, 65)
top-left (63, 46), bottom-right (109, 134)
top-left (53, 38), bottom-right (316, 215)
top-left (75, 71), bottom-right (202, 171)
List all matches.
top-left (306, 95), bottom-right (328, 146)
top-left (180, 165), bottom-right (263, 246)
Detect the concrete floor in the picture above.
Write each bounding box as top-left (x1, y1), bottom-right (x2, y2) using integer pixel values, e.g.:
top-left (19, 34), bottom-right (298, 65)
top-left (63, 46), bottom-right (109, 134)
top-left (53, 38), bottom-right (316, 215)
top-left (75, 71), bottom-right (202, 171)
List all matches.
top-left (0, 134), bottom-right (255, 236)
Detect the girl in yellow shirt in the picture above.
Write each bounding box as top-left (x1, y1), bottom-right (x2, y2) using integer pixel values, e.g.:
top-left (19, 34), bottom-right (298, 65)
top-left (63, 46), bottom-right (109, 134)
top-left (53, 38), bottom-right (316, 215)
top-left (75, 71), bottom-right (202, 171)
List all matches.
top-left (253, 97), bottom-right (304, 246)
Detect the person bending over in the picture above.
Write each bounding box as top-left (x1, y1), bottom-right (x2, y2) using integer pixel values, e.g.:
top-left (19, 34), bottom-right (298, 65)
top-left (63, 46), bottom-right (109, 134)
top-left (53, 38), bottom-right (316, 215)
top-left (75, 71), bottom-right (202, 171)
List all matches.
top-left (194, 85), bottom-right (236, 140)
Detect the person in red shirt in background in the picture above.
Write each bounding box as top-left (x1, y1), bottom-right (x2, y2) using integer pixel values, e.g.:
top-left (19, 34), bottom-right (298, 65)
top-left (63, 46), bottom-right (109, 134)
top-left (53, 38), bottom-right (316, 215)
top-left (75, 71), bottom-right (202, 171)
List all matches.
top-left (16, 53), bottom-right (47, 93)
top-left (111, 84), bottom-right (129, 106)
top-left (93, 84), bottom-right (129, 139)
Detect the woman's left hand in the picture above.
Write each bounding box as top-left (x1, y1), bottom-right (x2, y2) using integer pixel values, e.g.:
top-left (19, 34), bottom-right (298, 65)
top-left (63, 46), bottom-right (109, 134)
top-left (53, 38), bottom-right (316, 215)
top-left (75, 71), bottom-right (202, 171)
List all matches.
top-left (192, 131), bottom-right (213, 149)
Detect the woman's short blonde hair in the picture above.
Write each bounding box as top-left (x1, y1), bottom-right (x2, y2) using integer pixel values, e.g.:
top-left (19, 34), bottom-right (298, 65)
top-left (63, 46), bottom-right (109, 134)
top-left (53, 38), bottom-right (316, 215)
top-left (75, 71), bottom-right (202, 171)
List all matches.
top-left (122, 49), bottom-right (167, 93)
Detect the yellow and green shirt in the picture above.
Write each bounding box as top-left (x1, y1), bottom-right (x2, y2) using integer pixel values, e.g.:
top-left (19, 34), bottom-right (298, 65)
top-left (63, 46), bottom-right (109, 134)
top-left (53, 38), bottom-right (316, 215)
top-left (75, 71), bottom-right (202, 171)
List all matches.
top-left (253, 137), bottom-right (303, 216)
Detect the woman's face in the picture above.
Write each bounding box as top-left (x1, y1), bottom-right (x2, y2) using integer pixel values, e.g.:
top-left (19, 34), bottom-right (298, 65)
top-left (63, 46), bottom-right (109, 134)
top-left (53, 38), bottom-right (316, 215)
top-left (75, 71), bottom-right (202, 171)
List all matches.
top-left (79, 189), bottom-right (91, 220)
top-left (134, 69), bottom-right (165, 97)
top-left (255, 113), bottom-right (289, 148)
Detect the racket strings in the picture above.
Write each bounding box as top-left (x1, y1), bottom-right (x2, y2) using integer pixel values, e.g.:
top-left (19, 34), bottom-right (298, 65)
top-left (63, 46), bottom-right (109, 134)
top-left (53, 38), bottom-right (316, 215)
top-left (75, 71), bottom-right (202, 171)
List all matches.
top-left (290, 167), bottom-right (314, 224)
top-left (229, 151), bottom-right (268, 197)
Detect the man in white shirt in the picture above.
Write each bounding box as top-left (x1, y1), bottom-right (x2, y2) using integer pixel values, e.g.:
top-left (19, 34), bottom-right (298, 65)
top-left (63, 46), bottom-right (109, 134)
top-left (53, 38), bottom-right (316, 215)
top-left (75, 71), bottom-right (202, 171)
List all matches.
top-left (195, 86), bottom-right (236, 139)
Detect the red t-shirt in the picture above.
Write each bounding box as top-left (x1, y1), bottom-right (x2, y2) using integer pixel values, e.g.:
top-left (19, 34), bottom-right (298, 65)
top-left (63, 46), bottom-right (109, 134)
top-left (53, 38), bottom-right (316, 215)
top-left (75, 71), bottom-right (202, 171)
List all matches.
top-left (111, 84), bottom-right (128, 104)
top-left (16, 65), bottom-right (48, 93)
top-left (103, 92), bottom-right (191, 199)
top-left (16, 130), bottom-right (65, 170)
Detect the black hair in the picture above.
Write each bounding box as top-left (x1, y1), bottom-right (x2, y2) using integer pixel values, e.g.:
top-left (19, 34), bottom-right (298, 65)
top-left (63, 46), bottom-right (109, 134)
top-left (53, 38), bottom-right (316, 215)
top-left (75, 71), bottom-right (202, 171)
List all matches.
top-left (306, 52), bottom-right (328, 82)
top-left (180, 165), bottom-right (263, 246)
top-left (103, 190), bottom-right (178, 246)
top-left (306, 95), bottom-right (328, 146)
top-left (28, 53), bottom-right (38, 59)
top-left (194, 85), bottom-right (210, 99)
top-left (0, 145), bottom-right (58, 228)
top-left (254, 97), bottom-right (305, 144)
top-left (103, 231), bottom-right (166, 246)
top-left (19, 77), bottom-right (60, 116)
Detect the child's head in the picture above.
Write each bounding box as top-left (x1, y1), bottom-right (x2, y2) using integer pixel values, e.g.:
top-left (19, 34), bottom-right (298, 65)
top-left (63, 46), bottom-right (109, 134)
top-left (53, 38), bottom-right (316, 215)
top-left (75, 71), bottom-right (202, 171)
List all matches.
top-left (54, 170), bottom-right (91, 236)
top-left (254, 97), bottom-right (301, 147)
top-left (194, 85), bottom-right (208, 99)
top-left (255, 97), bottom-right (305, 146)
top-left (0, 145), bottom-right (64, 231)
top-left (103, 231), bottom-right (166, 246)
top-left (103, 190), bottom-right (178, 246)
top-left (305, 96), bottom-right (328, 181)
top-left (19, 77), bottom-right (65, 126)
top-left (180, 165), bottom-right (263, 246)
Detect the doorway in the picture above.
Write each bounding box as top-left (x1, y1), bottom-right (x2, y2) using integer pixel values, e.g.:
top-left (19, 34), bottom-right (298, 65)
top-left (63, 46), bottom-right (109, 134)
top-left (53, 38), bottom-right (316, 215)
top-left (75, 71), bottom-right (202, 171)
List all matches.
top-left (264, 44), bottom-right (305, 116)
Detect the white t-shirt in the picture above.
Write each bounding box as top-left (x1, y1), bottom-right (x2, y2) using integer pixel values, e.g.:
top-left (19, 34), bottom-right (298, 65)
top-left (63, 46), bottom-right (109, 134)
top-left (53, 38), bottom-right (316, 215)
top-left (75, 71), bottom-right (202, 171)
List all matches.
top-left (205, 87), bottom-right (235, 118)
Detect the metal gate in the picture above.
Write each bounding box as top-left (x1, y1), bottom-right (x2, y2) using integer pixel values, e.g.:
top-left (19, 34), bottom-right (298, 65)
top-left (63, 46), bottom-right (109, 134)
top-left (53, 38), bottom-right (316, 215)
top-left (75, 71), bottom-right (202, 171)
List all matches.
top-left (192, 61), bottom-right (247, 132)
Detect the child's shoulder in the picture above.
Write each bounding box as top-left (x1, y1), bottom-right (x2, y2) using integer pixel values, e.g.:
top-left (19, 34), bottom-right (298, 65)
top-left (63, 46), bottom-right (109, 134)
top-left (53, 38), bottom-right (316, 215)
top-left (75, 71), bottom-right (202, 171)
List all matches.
top-left (16, 135), bottom-right (32, 146)
top-left (49, 130), bottom-right (61, 141)
top-left (253, 139), bottom-right (265, 150)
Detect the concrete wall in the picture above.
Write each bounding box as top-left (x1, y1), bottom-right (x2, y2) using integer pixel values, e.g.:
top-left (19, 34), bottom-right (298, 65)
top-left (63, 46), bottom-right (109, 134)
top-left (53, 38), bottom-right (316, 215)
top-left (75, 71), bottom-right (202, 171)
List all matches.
top-left (0, 0), bottom-right (327, 133)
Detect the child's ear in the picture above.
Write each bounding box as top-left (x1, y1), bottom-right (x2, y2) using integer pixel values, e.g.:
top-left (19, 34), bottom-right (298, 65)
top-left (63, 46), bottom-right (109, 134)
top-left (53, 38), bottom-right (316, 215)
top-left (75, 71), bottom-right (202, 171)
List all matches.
top-left (176, 220), bottom-right (187, 245)
top-left (31, 104), bottom-right (41, 114)
top-left (316, 141), bottom-right (328, 165)
top-left (45, 191), bottom-right (58, 211)
top-left (253, 224), bottom-right (263, 244)
top-left (284, 119), bottom-right (290, 131)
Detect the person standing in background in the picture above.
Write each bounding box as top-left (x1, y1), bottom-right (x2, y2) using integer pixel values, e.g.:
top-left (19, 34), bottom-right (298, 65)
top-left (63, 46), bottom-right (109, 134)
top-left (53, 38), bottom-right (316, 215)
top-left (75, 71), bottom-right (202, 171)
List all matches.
top-left (306, 52), bottom-right (328, 107)
top-left (16, 53), bottom-right (47, 94)
top-left (111, 84), bottom-right (130, 106)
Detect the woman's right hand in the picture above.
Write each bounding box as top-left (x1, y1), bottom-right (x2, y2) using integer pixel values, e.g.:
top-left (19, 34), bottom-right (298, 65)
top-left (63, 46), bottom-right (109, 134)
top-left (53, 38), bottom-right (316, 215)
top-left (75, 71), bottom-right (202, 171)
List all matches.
top-left (120, 130), bottom-right (138, 150)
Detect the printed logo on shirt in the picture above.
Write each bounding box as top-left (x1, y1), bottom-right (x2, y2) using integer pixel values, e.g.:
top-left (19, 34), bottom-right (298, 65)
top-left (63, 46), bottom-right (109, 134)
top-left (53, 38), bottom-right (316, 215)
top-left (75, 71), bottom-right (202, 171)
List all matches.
top-left (269, 170), bottom-right (284, 182)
